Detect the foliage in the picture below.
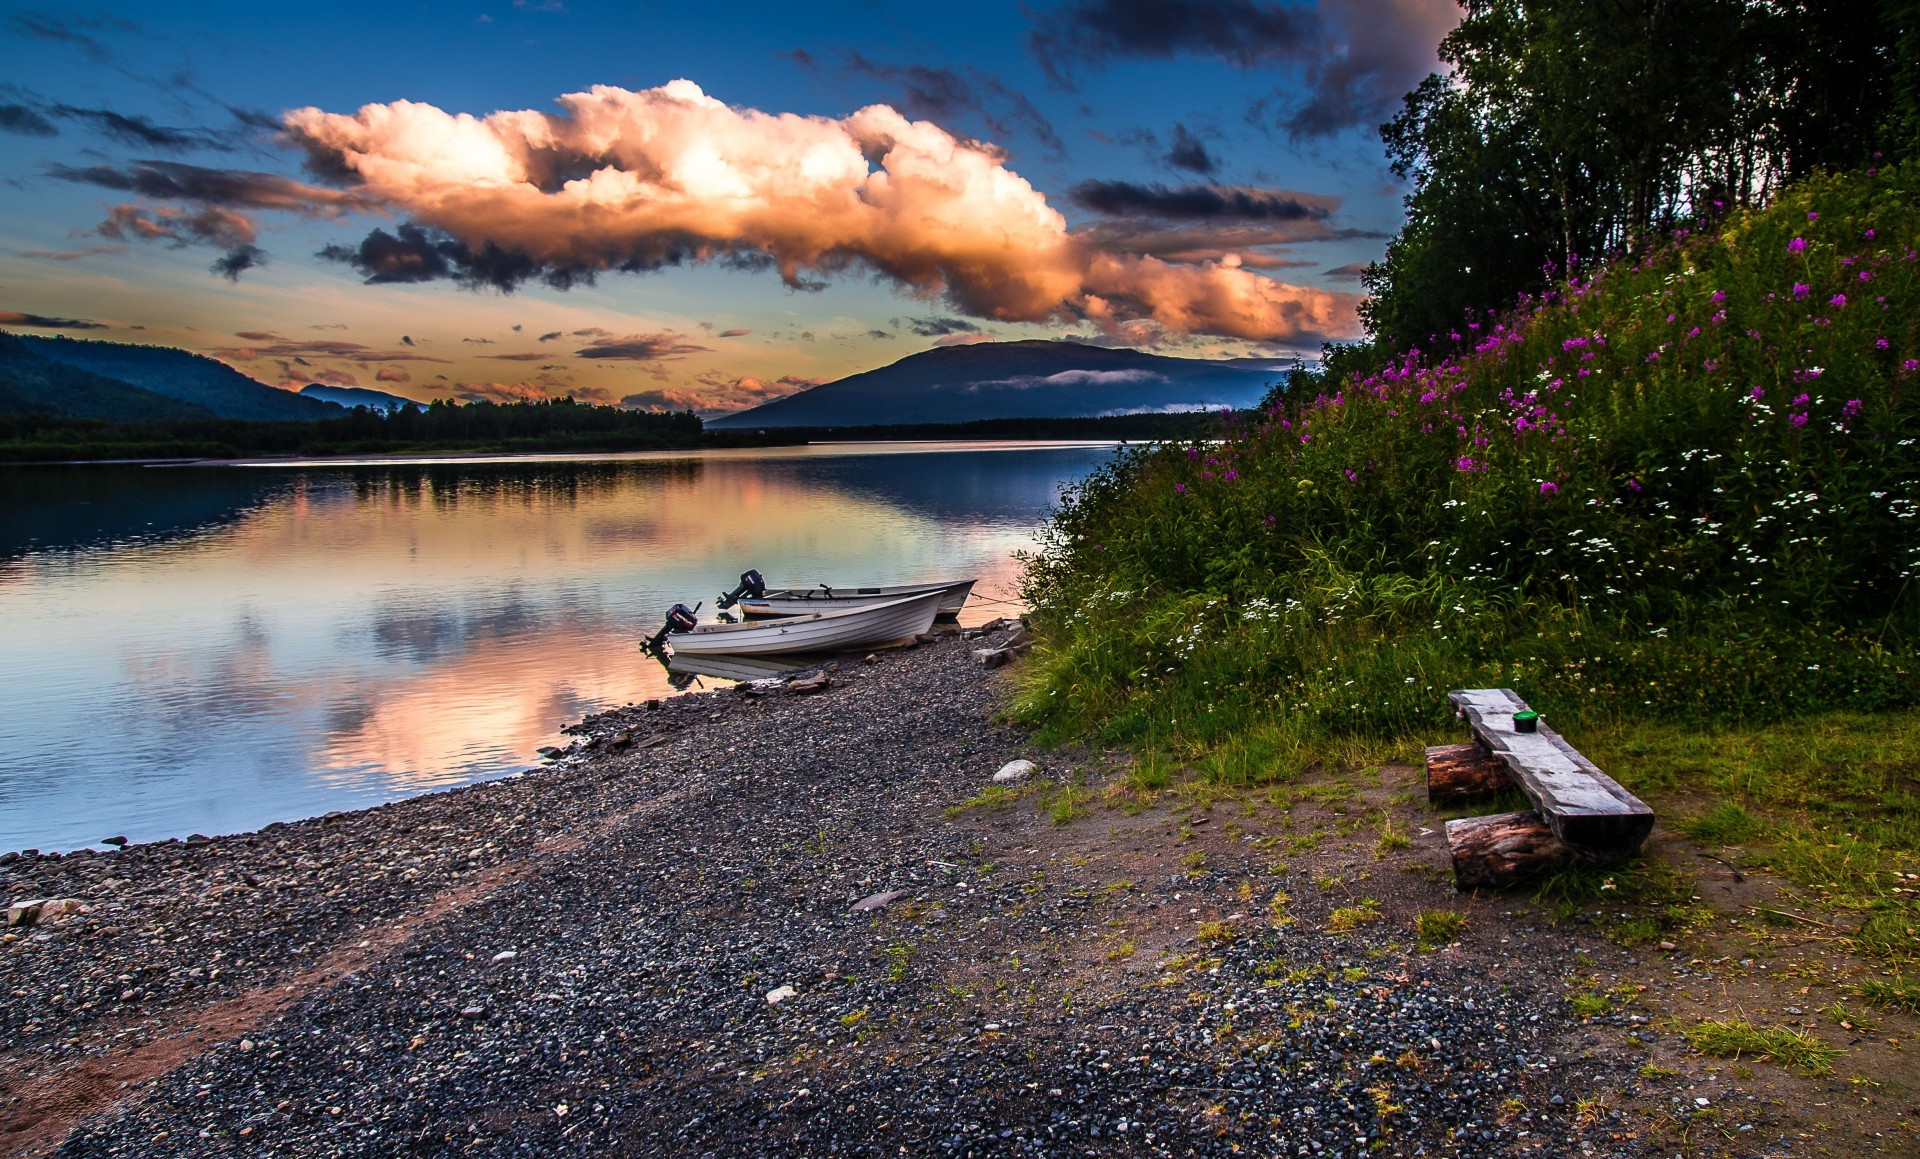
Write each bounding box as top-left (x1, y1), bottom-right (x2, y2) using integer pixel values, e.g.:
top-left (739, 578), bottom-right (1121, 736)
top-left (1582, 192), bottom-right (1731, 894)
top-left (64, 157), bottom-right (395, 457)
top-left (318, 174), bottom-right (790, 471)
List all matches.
top-left (1681, 1019), bottom-right (1840, 1074)
top-left (1013, 165), bottom-right (1920, 763)
top-left (1363, 0), bottom-right (1918, 352)
top-left (0, 397), bottom-right (704, 461)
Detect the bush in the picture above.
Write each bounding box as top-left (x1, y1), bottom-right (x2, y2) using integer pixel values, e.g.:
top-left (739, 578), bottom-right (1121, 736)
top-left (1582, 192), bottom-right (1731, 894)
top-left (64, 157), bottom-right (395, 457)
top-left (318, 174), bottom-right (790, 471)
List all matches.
top-left (1014, 165), bottom-right (1920, 760)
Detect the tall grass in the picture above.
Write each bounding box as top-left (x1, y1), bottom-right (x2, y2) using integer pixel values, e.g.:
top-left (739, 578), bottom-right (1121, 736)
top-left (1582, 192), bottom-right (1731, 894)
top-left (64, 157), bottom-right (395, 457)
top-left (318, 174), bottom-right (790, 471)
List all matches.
top-left (1014, 165), bottom-right (1919, 761)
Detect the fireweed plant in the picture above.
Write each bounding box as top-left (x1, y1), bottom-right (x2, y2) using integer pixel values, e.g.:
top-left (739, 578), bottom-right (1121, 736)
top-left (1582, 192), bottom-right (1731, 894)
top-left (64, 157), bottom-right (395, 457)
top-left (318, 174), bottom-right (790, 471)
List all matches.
top-left (1014, 165), bottom-right (1920, 762)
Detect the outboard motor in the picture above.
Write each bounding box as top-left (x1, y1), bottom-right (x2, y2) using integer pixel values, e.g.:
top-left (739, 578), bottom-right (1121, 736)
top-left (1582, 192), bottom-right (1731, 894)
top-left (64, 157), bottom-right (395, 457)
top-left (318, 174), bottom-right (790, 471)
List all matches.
top-left (641, 601), bottom-right (700, 655)
top-left (716, 569), bottom-right (766, 610)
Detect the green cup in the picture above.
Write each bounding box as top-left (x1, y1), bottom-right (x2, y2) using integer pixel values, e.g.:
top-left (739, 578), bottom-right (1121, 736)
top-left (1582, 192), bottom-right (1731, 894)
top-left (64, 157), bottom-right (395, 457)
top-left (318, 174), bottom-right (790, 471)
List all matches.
top-left (1513, 710), bottom-right (1540, 734)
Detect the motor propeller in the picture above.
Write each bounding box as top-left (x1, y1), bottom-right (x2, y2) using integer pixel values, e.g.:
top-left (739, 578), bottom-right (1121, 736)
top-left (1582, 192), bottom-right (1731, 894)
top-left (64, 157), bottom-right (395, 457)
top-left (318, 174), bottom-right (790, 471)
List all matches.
top-left (716, 569), bottom-right (766, 610)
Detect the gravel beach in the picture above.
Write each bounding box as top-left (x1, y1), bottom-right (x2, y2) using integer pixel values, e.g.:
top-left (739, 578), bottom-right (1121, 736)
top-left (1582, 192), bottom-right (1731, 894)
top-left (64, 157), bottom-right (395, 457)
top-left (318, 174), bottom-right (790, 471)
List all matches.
top-left (0, 626), bottom-right (1863, 1156)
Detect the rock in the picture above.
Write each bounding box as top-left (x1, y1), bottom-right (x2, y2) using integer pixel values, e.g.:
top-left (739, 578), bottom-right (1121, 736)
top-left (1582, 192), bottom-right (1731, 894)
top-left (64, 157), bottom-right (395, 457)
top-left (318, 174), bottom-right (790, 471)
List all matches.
top-left (186, 834), bottom-right (212, 846)
top-left (101, 836), bottom-right (128, 847)
top-left (913, 633), bottom-right (938, 645)
top-left (862, 653), bottom-right (878, 665)
top-left (538, 746), bottom-right (565, 760)
top-left (608, 732), bottom-right (634, 749)
top-left (6, 899), bottom-right (46, 928)
top-left (851, 890), bottom-right (906, 913)
top-left (459, 1005), bottom-right (488, 1019)
top-left (1005, 629), bottom-right (1033, 651)
top-left (974, 648), bottom-right (1011, 669)
top-left (993, 759), bottom-right (1039, 784)
top-left (787, 673), bottom-right (831, 695)
top-left (491, 950), bottom-right (518, 964)
top-left (766, 985), bottom-right (797, 1005)
top-left (38, 898), bottom-right (89, 922)
top-left (1658, 940), bottom-right (1677, 952)
top-left (0, 852), bottom-right (15, 866)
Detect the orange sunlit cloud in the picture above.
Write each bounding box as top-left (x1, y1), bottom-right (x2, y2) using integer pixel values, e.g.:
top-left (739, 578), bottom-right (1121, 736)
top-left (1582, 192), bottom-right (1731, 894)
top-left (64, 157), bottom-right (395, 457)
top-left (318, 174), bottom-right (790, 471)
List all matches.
top-left (285, 81), bottom-right (1359, 343)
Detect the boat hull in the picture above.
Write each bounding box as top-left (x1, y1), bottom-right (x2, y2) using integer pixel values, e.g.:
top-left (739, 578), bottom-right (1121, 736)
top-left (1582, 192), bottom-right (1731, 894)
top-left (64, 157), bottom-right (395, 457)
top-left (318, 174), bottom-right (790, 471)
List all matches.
top-left (737, 579), bottom-right (975, 620)
top-left (667, 589), bottom-right (944, 656)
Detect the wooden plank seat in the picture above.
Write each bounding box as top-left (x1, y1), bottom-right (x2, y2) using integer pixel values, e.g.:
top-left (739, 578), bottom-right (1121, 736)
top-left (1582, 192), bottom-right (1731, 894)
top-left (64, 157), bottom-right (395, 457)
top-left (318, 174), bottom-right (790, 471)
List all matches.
top-left (1433, 688), bottom-right (1655, 887)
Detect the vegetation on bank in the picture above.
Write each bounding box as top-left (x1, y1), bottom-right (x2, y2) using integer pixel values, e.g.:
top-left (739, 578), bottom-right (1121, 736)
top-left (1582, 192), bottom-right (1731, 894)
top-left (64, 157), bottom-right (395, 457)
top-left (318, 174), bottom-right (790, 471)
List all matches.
top-left (0, 397), bottom-right (707, 461)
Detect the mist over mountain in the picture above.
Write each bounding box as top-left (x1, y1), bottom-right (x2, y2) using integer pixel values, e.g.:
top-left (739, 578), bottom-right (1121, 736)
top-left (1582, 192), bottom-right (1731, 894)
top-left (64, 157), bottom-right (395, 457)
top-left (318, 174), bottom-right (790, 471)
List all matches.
top-left (19, 335), bottom-right (343, 422)
top-left (299, 383), bottom-right (425, 413)
top-left (705, 340), bottom-right (1285, 429)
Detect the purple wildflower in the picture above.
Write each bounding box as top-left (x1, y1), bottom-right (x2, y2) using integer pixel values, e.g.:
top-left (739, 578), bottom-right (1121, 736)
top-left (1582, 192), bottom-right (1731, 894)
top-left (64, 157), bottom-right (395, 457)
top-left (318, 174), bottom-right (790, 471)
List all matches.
top-left (1787, 238), bottom-right (1807, 254)
top-left (1830, 294), bottom-right (1847, 307)
top-left (1539, 481), bottom-right (1558, 496)
top-left (1173, 482), bottom-right (1187, 494)
top-left (1792, 283), bottom-right (1810, 299)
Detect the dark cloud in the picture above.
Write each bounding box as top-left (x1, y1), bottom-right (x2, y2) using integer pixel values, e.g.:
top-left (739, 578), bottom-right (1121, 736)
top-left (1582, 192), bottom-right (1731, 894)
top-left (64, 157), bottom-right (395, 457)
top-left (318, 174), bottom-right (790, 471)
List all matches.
top-left (375, 367), bottom-right (410, 383)
top-left (866, 329), bottom-right (893, 339)
top-left (573, 333), bottom-right (710, 361)
top-left (462, 337), bottom-right (495, 344)
top-left (401, 335), bottom-right (415, 346)
top-left (211, 332), bottom-right (452, 363)
top-left (7, 11), bottom-right (134, 65)
top-left (0, 309), bottom-right (106, 330)
top-left (96, 204), bottom-right (256, 248)
top-left (481, 352), bottom-right (547, 361)
top-left (48, 105), bottom-right (234, 152)
top-left (16, 245), bottom-right (124, 261)
top-left (1165, 124), bottom-right (1216, 175)
top-left (1069, 181), bottom-right (1333, 222)
top-left (1029, 0), bottom-right (1455, 139)
top-left (908, 317), bottom-right (981, 337)
top-left (537, 331), bottom-right (562, 342)
top-left (210, 245), bottom-right (264, 281)
top-left (317, 221), bottom-right (637, 291)
top-left (1075, 219), bottom-right (1366, 267)
top-left (717, 328), bottom-right (750, 338)
top-left (1324, 261), bottom-right (1370, 280)
top-left (50, 160), bottom-right (377, 215)
top-left (1029, 0), bottom-right (1320, 81)
top-left (828, 50), bottom-right (1064, 158)
top-left (0, 104), bottom-right (57, 137)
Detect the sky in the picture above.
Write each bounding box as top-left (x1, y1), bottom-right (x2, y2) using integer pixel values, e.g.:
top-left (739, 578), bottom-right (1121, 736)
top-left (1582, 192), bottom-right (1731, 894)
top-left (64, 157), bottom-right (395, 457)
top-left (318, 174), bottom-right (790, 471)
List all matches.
top-left (0, 1), bottom-right (1459, 415)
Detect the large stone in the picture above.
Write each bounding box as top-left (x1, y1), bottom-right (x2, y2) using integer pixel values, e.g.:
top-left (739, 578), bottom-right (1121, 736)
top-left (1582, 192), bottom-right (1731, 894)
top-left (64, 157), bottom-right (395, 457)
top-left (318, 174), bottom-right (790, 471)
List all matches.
top-left (973, 648), bottom-right (1011, 669)
top-left (6, 899), bottom-right (46, 928)
top-left (851, 889), bottom-right (906, 913)
top-left (766, 985), bottom-right (797, 1005)
top-left (993, 759), bottom-right (1040, 784)
top-left (786, 672), bottom-right (831, 695)
top-left (38, 898), bottom-right (88, 922)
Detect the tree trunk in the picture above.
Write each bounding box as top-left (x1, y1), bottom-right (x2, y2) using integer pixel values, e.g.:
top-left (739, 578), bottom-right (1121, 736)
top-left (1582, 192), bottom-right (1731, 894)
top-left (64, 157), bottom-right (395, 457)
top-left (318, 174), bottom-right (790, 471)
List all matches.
top-left (1424, 743), bottom-right (1511, 805)
top-left (1446, 810), bottom-right (1574, 890)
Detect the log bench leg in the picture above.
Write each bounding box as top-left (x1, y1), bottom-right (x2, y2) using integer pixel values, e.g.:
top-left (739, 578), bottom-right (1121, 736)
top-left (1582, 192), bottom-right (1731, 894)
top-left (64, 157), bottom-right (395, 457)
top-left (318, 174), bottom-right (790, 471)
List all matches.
top-left (1446, 810), bottom-right (1574, 890)
top-left (1425, 742), bottom-right (1510, 805)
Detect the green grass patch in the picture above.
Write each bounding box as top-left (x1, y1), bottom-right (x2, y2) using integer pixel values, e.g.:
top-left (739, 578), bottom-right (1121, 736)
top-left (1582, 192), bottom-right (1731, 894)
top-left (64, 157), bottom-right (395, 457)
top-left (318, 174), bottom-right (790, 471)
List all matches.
top-left (1327, 900), bottom-right (1383, 934)
top-left (1414, 908), bottom-right (1466, 950)
top-left (1681, 1019), bottom-right (1840, 1075)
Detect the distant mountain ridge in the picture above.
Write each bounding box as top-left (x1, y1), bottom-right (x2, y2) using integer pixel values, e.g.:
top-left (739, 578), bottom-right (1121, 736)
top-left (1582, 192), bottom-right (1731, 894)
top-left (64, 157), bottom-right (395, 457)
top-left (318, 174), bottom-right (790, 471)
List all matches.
top-left (299, 383), bottom-right (425, 413)
top-left (706, 340), bottom-right (1285, 429)
top-left (0, 332), bottom-right (215, 421)
top-left (18, 334), bottom-right (342, 422)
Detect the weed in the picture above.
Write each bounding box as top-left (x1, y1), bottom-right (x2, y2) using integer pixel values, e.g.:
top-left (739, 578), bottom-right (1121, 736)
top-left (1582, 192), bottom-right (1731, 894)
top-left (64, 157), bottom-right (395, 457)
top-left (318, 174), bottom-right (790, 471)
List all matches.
top-left (1105, 940), bottom-right (1137, 962)
top-left (1681, 1019), bottom-right (1840, 1075)
top-left (1817, 1002), bottom-right (1876, 1032)
top-left (1374, 817), bottom-right (1412, 857)
top-left (884, 941), bottom-right (913, 983)
top-left (1857, 976), bottom-right (1920, 1014)
top-left (1198, 920), bottom-right (1236, 945)
top-left (1327, 900), bottom-right (1382, 933)
top-left (1044, 782), bottom-right (1095, 826)
top-left (1676, 803), bottom-right (1762, 847)
top-left (1414, 909), bottom-right (1465, 950)
top-left (946, 784), bottom-right (1029, 817)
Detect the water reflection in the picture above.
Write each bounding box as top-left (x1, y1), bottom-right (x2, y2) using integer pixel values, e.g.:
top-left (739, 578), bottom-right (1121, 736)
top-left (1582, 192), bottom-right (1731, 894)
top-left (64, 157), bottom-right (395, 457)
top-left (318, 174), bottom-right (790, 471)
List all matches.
top-left (0, 443), bottom-right (1110, 851)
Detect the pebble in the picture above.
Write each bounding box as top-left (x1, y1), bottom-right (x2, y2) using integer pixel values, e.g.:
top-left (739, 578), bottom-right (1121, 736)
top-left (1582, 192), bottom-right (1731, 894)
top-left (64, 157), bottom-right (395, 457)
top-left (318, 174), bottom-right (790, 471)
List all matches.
top-left (765, 985), bottom-right (797, 1005)
top-left (992, 759), bottom-right (1039, 784)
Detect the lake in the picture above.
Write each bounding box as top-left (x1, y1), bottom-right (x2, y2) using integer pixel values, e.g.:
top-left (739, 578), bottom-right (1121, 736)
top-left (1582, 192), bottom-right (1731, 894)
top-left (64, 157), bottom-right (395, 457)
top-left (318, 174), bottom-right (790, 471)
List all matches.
top-left (0, 441), bottom-right (1114, 853)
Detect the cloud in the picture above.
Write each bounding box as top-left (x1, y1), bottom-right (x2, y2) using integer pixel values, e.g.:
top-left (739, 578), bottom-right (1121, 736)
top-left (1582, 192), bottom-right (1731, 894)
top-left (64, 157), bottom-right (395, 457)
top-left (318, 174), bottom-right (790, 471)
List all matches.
top-left (717, 327), bottom-right (750, 337)
top-left (1324, 261), bottom-right (1370, 280)
top-left (975, 368), bottom-right (1163, 390)
top-left (462, 337), bottom-right (494, 344)
top-left (48, 105), bottom-right (235, 152)
top-left (7, 11), bottom-right (134, 65)
top-left (1028, 0), bottom-right (1457, 139)
top-left (908, 316), bottom-right (980, 337)
top-left (210, 245), bottom-right (265, 281)
top-left (1069, 181), bottom-right (1334, 221)
top-left (0, 309), bottom-right (106, 329)
top-left (308, 367), bottom-right (359, 387)
top-left (375, 367), bottom-right (411, 383)
top-left (933, 332), bottom-right (999, 347)
top-left (641, 371), bottom-right (823, 416)
top-left (16, 245), bottom-right (125, 261)
top-left (537, 330), bottom-right (562, 341)
top-left (0, 104), bottom-right (57, 137)
top-left (1165, 124), bottom-right (1216, 175)
top-left (826, 50), bottom-right (1064, 159)
top-left (96, 203), bottom-right (257, 248)
top-left (209, 332), bottom-right (452, 363)
top-left (572, 332), bottom-right (711, 361)
top-left (285, 80), bottom-right (1356, 342)
top-left (481, 352), bottom-right (548, 361)
top-left (51, 160), bottom-right (378, 215)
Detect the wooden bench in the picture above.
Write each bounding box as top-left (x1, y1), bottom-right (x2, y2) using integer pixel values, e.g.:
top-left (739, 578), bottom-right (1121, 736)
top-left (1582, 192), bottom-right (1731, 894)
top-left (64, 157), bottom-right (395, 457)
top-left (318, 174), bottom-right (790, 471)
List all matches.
top-left (1427, 688), bottom-right (1655, 888)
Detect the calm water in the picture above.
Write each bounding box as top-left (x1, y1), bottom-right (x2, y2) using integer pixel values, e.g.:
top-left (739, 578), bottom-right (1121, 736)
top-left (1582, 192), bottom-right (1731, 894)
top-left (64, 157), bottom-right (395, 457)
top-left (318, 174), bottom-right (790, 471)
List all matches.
top-left (0, 441), bottom-right (1113, 852)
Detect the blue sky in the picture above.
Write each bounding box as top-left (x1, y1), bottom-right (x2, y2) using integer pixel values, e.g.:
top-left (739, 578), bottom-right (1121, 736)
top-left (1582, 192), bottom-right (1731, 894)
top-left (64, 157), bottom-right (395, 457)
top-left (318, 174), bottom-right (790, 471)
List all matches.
top-left (0, 1), bottom-right (1456, 412)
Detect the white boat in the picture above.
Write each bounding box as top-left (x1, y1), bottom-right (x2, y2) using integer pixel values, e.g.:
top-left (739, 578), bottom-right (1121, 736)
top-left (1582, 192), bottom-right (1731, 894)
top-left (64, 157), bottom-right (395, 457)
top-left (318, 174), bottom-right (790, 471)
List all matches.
top-left (665, 652), bottom-right (807, 683)
top-left (735, 578), bottom-right (976, 620)
top-left (663, 589), bottom-right (945, 656)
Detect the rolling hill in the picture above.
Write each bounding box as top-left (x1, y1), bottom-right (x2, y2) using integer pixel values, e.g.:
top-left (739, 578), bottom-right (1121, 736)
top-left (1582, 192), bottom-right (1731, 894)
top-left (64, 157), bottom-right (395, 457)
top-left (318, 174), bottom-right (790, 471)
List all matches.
top-left (705, 340), bottom-right (1285, 429)
top-left (19, 335), bottom-right (342, 421)
top-left (0, 332), bottom-right (215, 421)
top-left (299, 383), bottom-right (426, 413)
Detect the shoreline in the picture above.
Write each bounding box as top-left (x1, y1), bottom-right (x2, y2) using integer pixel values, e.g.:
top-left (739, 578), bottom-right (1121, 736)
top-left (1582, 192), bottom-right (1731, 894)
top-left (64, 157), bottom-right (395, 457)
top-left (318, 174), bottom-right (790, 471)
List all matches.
top-left (0, 630), bottom-right (1902, 1155)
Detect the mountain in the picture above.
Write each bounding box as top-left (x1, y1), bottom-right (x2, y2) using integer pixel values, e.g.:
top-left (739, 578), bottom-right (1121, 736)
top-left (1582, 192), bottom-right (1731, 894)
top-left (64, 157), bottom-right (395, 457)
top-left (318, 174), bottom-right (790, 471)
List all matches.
top-left (0, 331), bottom-right (215, 421)
top-left (19, 335), bottom-right (343, 422)
top-left (299, 383), bottom-right (426, 413)
top-left (705, 340), bottom-right (1286, 429)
